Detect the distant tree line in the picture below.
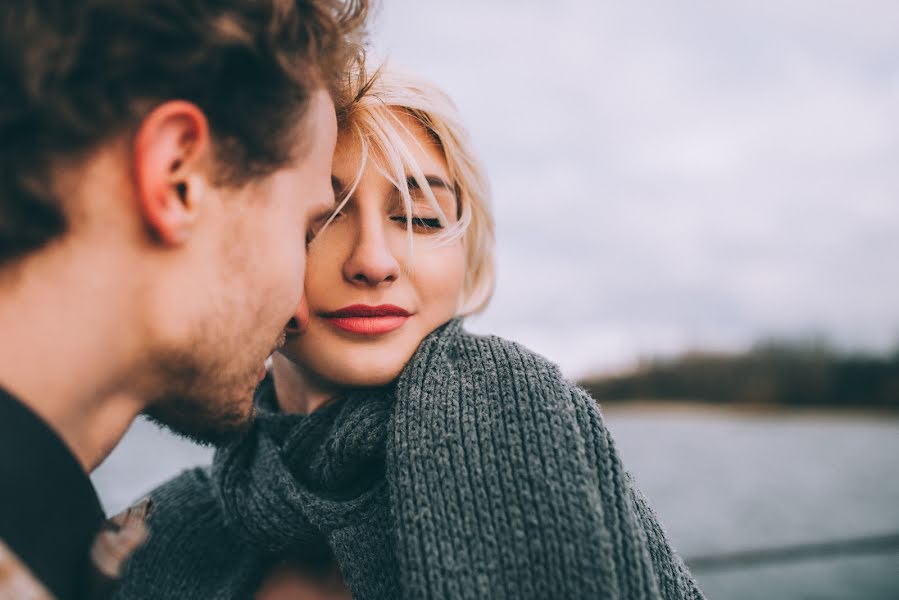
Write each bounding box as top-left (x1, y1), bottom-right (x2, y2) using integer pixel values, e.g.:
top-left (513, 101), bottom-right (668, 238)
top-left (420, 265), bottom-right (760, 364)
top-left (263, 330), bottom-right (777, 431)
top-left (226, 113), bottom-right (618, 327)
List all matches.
top-left (578, 339), bottom-right (899, 409)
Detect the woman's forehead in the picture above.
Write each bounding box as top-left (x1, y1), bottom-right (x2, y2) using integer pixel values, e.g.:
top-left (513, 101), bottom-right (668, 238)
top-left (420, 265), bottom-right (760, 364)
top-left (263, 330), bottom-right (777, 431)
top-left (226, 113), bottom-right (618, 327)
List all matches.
top-left (335, 109), bottom-right (448, 177)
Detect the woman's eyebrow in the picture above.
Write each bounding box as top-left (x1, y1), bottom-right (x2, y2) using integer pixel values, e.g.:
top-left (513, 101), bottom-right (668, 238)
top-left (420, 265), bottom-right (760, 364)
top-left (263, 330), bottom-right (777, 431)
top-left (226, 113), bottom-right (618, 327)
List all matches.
top-left (406, 175), bottom-right (454, 194)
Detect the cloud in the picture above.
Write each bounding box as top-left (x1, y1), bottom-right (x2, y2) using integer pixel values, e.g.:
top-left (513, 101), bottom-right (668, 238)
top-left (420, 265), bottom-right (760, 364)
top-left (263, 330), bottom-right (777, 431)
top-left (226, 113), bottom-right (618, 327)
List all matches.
top-left (373, 0), bottom-right (899, 374)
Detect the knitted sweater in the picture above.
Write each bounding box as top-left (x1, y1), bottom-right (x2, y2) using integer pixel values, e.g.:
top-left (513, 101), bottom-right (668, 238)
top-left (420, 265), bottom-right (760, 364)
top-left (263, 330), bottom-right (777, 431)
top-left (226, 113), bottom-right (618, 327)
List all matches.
top-left (115, 319), bottom-right (704, 599)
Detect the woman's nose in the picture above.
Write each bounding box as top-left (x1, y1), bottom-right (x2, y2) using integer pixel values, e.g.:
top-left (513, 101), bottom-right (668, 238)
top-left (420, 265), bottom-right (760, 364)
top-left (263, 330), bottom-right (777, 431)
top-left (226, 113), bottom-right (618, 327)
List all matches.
top-left (342, 220), bottom-right (401, 287)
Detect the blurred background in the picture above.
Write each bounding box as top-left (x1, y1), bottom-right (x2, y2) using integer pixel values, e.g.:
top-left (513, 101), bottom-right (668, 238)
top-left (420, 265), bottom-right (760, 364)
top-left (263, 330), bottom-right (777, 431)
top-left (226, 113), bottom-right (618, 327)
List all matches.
top-left (93, 1), bottom-right (899, 597)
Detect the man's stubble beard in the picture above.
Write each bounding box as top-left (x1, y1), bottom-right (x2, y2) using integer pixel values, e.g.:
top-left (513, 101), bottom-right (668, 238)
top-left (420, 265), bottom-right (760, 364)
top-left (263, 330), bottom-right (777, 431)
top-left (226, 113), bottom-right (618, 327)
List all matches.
top-left (141, 223), bottom-right (293, 447)
top-left (141, 315), bottom-right (284, 447)
top-left (142, 349), bottom-right (257, 447)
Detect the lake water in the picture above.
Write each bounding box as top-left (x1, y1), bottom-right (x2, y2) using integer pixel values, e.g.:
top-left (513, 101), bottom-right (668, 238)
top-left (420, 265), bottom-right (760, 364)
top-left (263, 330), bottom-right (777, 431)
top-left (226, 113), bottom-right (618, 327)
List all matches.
top-left (92, 405), bottom-right (899, 599)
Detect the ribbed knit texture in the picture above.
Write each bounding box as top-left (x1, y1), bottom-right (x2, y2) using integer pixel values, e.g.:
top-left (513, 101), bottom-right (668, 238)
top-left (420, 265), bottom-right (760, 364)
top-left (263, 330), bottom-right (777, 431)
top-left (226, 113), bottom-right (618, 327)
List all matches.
top-left (115, 319), bottom-right (704, 599)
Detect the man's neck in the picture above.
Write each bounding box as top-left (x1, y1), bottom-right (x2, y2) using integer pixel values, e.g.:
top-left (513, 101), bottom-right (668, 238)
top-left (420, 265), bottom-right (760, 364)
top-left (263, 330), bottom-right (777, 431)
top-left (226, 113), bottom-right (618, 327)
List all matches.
top-left (0, 248), bottom-right (145, 473)
top-left (271, 353), bottom-right (337, 415)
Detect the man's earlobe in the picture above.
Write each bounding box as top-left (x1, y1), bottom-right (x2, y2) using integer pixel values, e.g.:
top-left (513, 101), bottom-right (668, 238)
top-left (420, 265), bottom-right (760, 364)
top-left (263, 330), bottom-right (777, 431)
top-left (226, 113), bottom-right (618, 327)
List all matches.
top-left (133, 101), bottom-right (210, 246)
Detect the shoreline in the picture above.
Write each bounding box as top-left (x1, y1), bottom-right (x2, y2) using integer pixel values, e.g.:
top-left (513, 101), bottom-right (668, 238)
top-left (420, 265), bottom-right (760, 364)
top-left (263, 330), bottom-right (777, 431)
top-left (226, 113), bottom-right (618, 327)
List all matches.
top-left (598, 399), bottom-right (899, 420)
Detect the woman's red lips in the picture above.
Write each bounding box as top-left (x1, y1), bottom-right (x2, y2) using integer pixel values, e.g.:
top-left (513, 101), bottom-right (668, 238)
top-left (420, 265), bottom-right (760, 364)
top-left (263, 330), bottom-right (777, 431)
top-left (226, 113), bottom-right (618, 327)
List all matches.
top-left (324, 304), bottom-right (410, 318)
top-left (321, 304), bottom-right (410, 335)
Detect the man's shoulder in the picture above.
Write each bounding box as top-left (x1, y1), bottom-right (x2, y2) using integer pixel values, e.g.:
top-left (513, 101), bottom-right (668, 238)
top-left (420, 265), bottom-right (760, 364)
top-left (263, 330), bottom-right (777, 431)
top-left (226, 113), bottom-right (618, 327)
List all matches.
top-left (0, 387), bottom-right (106, 599)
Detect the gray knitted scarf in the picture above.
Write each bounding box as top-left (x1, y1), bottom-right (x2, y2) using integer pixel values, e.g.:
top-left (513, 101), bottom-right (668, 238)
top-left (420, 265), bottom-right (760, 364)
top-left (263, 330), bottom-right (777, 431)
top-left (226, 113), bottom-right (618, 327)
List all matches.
top-left (116, 319), bottom-right (704, 599)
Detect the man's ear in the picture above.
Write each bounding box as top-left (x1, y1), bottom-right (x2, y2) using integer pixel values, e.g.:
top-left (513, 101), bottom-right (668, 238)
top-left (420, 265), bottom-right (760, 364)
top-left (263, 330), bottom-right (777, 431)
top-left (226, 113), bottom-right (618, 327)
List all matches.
top-left (133, 101), bottom-right (211, 246)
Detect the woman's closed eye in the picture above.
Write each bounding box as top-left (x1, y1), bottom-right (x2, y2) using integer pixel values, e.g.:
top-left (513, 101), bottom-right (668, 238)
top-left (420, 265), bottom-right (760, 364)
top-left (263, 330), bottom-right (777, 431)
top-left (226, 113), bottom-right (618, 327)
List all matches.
top-left (391, 215), bottom-right (443, 230)
top-left (307, 210), bottom-right (346, 244)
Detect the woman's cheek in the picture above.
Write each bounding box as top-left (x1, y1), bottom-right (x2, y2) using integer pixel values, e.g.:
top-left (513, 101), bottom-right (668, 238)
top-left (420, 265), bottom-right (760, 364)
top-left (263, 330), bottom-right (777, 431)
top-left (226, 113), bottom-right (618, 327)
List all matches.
top-left (425, 244), bottom-right (467, 313)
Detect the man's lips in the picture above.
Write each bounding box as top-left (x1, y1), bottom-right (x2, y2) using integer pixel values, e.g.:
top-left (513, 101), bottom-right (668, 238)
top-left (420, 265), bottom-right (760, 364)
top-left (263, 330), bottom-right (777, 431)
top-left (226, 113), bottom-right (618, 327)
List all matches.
top-left (285, 296), bottom-right (310, 336)
top-left (321, 304), bottom-right (411, 335)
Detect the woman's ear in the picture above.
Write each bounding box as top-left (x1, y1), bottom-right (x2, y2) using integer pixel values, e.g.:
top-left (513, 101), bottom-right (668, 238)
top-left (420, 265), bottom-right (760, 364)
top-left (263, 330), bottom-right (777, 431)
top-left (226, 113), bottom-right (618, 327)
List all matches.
top-left (132, 101), bottom-right (210, 246)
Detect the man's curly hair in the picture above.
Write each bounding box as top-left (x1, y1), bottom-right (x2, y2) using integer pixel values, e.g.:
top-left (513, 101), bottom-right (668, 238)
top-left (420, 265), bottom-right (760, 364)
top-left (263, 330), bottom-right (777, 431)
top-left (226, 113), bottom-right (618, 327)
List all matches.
top-left (0, 0), bottom-right (369, 264)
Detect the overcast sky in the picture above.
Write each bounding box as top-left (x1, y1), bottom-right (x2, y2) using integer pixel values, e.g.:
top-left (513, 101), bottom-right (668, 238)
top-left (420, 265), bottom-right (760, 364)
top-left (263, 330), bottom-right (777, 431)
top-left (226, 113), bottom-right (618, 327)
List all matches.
top-left (372, 0), bottom-right (899, 377)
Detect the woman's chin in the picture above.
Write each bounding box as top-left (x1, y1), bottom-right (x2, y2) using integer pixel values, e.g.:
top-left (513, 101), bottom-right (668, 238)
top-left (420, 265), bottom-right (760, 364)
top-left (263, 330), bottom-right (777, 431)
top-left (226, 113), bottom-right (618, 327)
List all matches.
top-left (325, 362), bottom-right (406, 389)
top-left (281, 326), bottom-right (426, 389)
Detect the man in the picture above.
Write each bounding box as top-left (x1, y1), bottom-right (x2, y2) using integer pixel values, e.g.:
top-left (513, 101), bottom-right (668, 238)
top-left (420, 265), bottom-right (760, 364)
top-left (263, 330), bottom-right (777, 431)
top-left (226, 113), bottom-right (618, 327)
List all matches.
top-left (0, 1), bottom-right (368, 598)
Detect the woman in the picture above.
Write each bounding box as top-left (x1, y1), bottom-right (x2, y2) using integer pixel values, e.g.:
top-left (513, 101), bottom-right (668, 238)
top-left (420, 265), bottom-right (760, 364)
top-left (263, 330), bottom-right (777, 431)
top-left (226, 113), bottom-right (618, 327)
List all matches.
top-left (115, 66), bottom-right (704, 600)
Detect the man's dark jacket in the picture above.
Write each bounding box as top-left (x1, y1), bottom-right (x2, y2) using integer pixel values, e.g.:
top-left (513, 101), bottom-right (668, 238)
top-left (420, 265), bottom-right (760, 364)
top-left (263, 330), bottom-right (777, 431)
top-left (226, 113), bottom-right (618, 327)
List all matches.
top-left (0, 386), bottom-right (106, 598)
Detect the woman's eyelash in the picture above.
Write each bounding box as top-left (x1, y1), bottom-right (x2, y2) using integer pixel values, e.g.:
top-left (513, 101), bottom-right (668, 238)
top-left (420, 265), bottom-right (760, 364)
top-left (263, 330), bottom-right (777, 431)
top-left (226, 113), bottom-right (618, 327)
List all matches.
top-left (391, 216), bottom-right (443, 229)
top-left (306, 210), bottom-right (344, 243)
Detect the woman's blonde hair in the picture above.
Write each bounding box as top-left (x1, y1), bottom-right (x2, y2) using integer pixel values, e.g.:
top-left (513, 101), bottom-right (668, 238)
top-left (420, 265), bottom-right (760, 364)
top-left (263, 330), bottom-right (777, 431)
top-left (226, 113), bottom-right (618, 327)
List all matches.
top-left (329, 64), bottom-right (495, 315)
